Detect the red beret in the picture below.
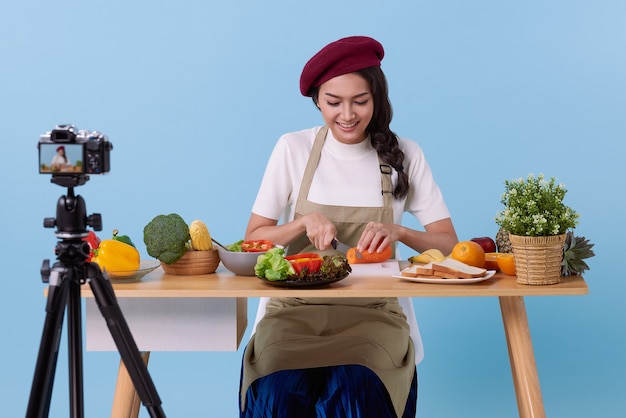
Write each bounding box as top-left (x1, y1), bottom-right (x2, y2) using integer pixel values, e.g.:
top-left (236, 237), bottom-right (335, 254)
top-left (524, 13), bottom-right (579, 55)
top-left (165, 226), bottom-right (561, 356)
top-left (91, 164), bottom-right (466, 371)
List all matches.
top-left (56, 146), bottom-right (65, 152)
top-left (299, 36), bottom-right (384, 97)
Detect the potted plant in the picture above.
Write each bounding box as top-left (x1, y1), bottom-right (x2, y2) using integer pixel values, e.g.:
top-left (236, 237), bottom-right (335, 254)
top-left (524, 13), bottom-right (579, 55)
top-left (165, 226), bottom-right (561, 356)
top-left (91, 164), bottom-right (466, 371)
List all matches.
top-left (495, 173), bottom-right (582, 285)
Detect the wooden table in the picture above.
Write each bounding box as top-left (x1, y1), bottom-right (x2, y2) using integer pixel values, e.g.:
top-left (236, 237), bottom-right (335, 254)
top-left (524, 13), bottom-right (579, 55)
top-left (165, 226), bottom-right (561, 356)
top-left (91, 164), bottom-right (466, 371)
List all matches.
top-left (83, 265), bottom-right (588, 418)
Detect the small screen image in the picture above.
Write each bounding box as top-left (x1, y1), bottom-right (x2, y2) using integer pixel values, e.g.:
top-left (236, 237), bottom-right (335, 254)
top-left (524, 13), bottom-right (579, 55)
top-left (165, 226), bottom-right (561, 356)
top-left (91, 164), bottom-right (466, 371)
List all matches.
top-left (39, 143), bottom-right (84, 174)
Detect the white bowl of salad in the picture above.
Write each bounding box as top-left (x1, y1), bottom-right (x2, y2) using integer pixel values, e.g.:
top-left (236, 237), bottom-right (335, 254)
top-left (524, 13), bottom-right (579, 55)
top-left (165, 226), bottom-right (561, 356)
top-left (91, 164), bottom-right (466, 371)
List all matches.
top-left (217, 239), bottom-right (274, 276)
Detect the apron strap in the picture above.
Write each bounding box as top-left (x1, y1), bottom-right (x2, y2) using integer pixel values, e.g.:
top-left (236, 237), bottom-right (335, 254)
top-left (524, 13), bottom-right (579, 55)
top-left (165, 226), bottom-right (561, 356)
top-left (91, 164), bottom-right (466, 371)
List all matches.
top-left (297, 126), bottom-right (329, 202)
top-left (379, 163), bottom-right (393, 210)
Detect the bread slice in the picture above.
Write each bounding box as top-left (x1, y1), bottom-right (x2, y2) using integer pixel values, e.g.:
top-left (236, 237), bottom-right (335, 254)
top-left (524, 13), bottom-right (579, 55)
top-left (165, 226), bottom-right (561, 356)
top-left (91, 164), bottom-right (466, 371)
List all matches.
top-left (433, 271), bottom-right (463, 279)
top-left (401, 262), bottom-right (435, 277)
top-left (431, 258), bottom-right (487, 279)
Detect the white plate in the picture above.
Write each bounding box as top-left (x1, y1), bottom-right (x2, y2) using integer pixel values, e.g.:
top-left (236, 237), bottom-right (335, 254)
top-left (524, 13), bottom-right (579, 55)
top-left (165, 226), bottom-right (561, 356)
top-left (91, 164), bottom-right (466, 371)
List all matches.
top-left (392, 270), bottom-right (496, 284)
top-left (105, 259), bottom-right (160, 283)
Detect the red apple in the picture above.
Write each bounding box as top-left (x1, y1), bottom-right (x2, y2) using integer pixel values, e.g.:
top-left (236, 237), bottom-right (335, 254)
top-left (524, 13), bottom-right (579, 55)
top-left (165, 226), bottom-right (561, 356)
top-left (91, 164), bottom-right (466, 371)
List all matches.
top-left (471, 236), bottom-right (497, 253)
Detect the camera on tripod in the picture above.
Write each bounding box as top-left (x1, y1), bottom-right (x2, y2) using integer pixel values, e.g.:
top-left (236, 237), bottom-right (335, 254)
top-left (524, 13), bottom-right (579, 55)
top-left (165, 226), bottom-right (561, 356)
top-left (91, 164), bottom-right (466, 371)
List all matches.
top-left (28, 124), bottom-right (165, 418)
top-left (38, 124), bottom-right (112, 176)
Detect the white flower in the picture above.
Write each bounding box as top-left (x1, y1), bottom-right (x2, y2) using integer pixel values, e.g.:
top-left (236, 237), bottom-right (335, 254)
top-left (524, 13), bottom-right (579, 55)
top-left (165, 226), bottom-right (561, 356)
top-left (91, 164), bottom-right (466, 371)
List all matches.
top-left (495, 173), bottom-right (579, 236)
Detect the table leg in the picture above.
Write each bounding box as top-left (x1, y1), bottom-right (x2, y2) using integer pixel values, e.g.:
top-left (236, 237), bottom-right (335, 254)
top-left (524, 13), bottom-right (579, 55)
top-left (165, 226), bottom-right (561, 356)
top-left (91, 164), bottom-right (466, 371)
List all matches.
top-left (110, 351), bottom-right (151, 418)
top-left (499, 296), bottom-right (546, 418)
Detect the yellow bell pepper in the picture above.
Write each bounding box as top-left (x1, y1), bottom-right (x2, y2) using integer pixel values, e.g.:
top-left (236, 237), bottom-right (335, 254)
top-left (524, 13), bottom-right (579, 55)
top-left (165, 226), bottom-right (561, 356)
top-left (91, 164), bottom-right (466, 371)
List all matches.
top-left (93, 239), bottom-right (140, 273)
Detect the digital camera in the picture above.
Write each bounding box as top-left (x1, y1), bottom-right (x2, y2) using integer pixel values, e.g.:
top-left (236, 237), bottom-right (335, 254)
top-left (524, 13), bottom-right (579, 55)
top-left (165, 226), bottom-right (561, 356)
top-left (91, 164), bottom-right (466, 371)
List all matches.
top-left (39, 124), bottom-right (112, 176)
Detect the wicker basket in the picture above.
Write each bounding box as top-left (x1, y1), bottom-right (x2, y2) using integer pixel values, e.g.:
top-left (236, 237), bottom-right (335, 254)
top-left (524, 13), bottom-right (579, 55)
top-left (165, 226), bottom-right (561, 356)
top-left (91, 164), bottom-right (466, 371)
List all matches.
top-left (161, 249), bottom-right (220, 275)
top-left (509, 233), bottom-right (566, 285)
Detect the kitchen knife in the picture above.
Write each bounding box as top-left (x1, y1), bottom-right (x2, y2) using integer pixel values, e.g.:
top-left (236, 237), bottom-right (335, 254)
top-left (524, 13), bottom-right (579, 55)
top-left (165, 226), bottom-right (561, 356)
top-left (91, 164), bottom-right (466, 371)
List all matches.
top-left (331, 239), bottom-right (361, 258)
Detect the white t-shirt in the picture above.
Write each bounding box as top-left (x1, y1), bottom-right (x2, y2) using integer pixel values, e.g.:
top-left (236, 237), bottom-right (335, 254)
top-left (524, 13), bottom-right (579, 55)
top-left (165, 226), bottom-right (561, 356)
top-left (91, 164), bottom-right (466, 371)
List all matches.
top-left (251, 126), bottom-right (452, 365)
top-left (51, 154), bottom-right (69, 167)
top-left (252, 126), bottom-right (450, 226)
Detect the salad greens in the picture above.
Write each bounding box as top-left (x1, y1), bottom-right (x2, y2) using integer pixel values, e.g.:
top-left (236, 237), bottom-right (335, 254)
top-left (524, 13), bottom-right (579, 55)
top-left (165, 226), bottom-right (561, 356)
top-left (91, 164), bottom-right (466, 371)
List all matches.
top-left (254, 247), bottom-right (295, 281)
top-left (318, 254), bottom-right (352, 280)
top-left (254, 248), bottom-right (352, 282)
top-left (226, 239), bottom-right (244, 252)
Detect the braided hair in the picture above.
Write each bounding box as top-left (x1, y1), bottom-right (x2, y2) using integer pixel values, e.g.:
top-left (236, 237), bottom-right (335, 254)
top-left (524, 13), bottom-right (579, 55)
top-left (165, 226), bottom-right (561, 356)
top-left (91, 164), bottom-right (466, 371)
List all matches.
top-left (357, 66), bottom-right (408, 199)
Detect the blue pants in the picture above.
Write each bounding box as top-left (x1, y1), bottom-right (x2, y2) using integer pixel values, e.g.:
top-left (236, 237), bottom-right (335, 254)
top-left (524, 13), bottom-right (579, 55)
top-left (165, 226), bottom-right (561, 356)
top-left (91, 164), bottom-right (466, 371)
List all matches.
top-left (240, 364), bottom-right (418, 418)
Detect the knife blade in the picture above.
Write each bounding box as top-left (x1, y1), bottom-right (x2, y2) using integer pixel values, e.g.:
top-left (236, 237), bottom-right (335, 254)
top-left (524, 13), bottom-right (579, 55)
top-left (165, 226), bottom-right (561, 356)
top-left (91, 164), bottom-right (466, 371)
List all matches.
top-left (331, 239), bottom-right (361, 258)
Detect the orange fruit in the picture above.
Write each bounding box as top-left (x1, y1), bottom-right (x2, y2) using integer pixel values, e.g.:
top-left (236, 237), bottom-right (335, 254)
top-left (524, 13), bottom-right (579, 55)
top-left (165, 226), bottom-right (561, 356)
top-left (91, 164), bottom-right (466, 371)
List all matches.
top-left (485, 252), bottom-right (500, 271)
top-left (497, 253), bottom-right (516, 275)
top-left (451, 241), bottom-right (486, 268)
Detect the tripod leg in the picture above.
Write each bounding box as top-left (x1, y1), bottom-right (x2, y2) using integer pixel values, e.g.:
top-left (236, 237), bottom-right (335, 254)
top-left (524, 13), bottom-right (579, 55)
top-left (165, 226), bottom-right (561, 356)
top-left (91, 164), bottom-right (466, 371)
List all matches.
top-left (26, 271), bottom-right (70, 418)
top-left (111, 352), bottom-right (151, 418)
top-left (68, 279), bottom-right (85, 418)
top-left (88, 267), bottom-right (165, 418)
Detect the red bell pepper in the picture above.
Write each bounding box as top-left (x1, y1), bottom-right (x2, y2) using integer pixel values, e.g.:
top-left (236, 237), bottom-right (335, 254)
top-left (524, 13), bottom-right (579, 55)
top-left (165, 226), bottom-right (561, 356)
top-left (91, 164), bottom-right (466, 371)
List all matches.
top-left (83, 231), bottom-right (101, 261)
top-left (285, 252), bottom-right (323, 274)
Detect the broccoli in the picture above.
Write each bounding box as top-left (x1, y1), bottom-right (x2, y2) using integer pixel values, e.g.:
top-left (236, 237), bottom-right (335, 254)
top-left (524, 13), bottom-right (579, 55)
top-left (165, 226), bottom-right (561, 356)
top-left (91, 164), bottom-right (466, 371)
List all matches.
top-left (143, 213), bottom-right (190, 264)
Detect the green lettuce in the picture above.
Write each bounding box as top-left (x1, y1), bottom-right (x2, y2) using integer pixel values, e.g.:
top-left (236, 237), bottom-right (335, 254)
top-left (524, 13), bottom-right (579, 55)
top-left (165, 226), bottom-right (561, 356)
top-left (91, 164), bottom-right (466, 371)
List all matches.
top-left (226, 239), bottom-right (244, 252)
top-left (254, 247), bottom-right (295, 281)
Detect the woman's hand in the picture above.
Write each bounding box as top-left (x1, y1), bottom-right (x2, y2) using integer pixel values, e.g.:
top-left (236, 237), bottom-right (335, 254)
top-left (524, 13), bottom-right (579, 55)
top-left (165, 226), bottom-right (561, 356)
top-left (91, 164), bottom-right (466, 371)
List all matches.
top-left (357, 219), bottom-right (458, 255)
top-left (357, 218), bottom-right (458, 255)
top-left (357, 222), bottom-right (398, 253)
top-left (245, 212), bottom-right (337, 250)
top-left (302, 212), bottom-right (337, 250)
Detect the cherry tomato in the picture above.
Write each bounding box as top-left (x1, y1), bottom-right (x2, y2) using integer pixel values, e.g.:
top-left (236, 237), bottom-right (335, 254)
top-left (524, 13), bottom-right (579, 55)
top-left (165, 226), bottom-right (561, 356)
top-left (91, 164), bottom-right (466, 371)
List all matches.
top-left (241, 240), bottom-right (274, 252)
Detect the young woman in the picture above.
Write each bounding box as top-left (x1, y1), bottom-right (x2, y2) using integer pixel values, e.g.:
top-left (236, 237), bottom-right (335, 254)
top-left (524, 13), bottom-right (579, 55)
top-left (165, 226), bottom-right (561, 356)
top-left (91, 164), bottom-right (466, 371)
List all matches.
top-left (50, 145), bottom-right (69, 171)
top-left (240, 36), bottom-right (458, 418)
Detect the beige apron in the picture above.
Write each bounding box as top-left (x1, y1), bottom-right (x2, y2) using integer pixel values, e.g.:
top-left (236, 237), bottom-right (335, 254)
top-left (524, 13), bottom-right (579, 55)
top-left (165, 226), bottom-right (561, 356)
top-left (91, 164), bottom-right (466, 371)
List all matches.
top-left (241, 127), bottom-right (415, 417)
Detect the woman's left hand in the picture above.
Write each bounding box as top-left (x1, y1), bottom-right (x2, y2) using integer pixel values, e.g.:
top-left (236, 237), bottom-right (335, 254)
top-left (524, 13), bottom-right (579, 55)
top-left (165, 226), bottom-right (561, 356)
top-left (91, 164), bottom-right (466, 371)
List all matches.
top-left (357, 222), bottom-right (398, 253)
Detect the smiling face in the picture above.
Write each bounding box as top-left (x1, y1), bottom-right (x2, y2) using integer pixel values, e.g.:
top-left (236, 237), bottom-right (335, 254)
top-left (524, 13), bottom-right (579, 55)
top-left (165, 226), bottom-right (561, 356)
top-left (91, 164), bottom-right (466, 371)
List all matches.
top-left (316, 72), bottom-right (374, 144)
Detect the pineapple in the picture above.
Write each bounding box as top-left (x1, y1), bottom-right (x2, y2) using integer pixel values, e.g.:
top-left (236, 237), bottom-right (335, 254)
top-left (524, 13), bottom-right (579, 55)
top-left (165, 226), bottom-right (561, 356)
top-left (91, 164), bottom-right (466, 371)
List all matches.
top-left (496, 227), bottom-right (513, 253)
top-left (561, 231), bottom-right (595, 276)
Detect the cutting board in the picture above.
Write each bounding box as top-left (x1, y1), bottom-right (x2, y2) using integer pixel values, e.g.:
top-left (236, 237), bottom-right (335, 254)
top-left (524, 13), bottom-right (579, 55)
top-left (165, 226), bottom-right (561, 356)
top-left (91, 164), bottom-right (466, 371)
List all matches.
top-left (349, 260), bottom-right (400, 276)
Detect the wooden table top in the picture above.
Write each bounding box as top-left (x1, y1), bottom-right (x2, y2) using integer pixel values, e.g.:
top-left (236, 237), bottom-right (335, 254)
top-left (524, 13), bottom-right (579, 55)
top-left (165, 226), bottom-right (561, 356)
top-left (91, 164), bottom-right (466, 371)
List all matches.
top-left (81, 265), bottom-right (589, 299)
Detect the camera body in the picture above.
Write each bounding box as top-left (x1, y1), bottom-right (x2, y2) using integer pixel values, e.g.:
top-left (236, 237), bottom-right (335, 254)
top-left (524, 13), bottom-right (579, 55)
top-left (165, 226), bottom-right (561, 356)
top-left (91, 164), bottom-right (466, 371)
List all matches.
top-left (39, 124), bottom-right (112, 176)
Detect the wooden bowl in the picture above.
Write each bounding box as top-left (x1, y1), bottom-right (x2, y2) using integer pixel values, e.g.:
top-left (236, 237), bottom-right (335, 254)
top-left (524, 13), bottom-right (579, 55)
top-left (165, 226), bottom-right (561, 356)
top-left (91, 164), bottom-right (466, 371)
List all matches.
top-left (161, 249), bottom-right (220, 275)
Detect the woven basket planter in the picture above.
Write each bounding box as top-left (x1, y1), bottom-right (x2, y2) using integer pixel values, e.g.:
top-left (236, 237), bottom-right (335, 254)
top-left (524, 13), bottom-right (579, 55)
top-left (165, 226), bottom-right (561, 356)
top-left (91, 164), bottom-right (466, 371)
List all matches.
top-left (509, 233), bottom-right (566, 285)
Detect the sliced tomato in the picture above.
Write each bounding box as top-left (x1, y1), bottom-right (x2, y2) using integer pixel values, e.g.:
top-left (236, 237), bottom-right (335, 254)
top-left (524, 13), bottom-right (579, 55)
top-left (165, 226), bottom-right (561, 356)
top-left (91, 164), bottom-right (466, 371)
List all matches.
top-left (285, 252), bottom-right (323, 274)
top-left (241, 239), bottom-right (274, 252)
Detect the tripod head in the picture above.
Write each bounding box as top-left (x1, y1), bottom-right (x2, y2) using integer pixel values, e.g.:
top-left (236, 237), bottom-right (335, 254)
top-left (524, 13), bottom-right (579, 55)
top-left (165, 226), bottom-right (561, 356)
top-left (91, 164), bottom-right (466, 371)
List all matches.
top-left (44, 180), bottom-right (102, 237)
top-left (41, 182), bottom-right (103, 283)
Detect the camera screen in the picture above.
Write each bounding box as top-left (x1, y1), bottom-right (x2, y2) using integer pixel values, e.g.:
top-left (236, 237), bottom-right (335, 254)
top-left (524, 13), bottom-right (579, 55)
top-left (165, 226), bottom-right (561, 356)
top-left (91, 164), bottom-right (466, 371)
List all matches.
top-left (39, 143), bottom-right (84, 174)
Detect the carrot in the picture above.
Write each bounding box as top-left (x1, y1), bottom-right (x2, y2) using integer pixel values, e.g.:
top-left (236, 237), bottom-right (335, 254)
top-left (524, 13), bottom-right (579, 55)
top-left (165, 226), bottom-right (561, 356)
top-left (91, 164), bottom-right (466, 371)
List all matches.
top-left (346, 245), bottom-right (392, 264)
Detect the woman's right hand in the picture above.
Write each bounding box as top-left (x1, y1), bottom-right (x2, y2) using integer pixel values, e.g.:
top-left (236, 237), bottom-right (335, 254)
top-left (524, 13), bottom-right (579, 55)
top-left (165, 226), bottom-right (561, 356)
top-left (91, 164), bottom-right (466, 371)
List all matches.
top-left (302, 212), bottom-right (337, 250)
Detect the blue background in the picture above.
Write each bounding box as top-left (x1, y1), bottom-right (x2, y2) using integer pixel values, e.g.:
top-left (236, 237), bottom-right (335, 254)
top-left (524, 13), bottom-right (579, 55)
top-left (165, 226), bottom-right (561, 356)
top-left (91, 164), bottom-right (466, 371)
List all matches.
top-left (2, 1), bottom-right (624, 416)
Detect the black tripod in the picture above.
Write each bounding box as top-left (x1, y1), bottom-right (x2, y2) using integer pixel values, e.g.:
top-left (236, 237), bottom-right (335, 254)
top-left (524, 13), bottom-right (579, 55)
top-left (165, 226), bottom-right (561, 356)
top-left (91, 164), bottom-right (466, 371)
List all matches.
top-left (27, 177), bottom-right (165, 418)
